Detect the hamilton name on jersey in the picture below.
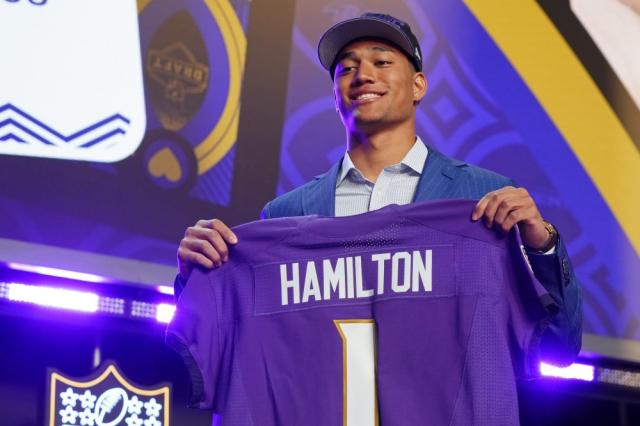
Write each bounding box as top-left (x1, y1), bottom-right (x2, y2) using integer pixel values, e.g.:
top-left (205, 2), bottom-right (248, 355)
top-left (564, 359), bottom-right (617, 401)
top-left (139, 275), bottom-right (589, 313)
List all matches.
top-left (279, 250), bottom-right (433, 306)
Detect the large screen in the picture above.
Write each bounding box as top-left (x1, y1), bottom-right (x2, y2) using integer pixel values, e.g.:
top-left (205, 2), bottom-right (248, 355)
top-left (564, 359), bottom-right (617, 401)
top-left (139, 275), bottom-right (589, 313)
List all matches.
top-left (0, 0), bottom-right (256, 286)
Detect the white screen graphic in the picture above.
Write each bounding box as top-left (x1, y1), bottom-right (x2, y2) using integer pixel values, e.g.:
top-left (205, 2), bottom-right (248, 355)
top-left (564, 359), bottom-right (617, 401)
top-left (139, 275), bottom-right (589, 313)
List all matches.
top-left (0, 0), bottom-right (146, 162)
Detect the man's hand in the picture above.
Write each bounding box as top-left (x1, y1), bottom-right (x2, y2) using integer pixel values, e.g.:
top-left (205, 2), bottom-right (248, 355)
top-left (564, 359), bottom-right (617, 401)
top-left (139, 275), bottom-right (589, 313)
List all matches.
top-left (471, 186), bottom-right (551, 250)
top-left (177, 219), bottom-right (238, 280)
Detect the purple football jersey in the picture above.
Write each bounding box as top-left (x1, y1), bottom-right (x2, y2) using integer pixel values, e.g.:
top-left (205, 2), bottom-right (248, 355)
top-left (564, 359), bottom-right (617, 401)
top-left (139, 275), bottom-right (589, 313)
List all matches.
top-left (167, 199), bottom-right (554, 425)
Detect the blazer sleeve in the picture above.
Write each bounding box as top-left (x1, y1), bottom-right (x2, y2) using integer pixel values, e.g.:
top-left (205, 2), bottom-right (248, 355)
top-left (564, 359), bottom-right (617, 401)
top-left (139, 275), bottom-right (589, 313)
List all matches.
top-left (501, 177), bottom-right (582, 365)
top-left (527, 234), bottom-right (583, 365)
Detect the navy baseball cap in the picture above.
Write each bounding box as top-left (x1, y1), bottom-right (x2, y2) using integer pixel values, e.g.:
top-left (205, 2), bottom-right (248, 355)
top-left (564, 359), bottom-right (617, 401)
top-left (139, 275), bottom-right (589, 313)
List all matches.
top-left (317, 12), bottom-right (423, 78)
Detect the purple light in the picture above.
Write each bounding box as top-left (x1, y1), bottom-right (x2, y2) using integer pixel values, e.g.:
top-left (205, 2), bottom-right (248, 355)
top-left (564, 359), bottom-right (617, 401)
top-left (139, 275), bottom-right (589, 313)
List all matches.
top-left (98, 297), bottom-right (125, 315)
top-left (540, 362), bottom-right (595, 381)
top-left (156, 285), bottom-right (175, 296)
top-left (7, 262), bottom-right (107, 283)
top-left (7, 283), bottom-right (99, 313)
top-left (3, 282), bottom-right (176, 323)
top-left (131, 301), bottom-right (156, 319)
top-left (156, 303), bottom-right (176, 323)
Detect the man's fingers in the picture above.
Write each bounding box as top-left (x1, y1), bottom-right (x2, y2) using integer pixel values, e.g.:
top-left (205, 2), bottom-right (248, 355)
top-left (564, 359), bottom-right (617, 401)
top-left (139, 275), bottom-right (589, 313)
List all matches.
top-left (480, 192), bottom-right (503, 228)
top-left (471, 186), bottom-right (515, 221)
top-left (187, 226), bottom-right (230, 262)
top-left (208, 231), bottom-right (230, 262)
top-left (211, 219), bottom-right (238, 244)
top-left (193, 219), bottom-right (237, 244)
top-left (472, 195), bottom-right (490, 221)
top-left (192, 252), bottom-right (215, 269)
top-left (195, 219), bottom-right (214, 229)
top-left (178, 246), bottom-right (215, 270)
top-left (472, 186), bottom-right (546, 245)
top-left (499, 208), bottom-right (525, 234)
top-left (503, 204), bottom-right (542, 234)
top-left (492, 196), bottom-right (524, 229)
top-left (180, 239), bottom-right (222, 266)
top-left (178, 218), bottom-right (237, 279)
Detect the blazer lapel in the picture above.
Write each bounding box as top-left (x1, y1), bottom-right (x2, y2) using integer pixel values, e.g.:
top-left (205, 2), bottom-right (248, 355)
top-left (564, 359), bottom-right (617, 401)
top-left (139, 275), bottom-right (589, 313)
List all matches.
top-left (413, 148), bottom-right (464, 202)
top-left (301, 160), bottom-right (340, 216)
top-left (299, 148), bottom-right (463, 214)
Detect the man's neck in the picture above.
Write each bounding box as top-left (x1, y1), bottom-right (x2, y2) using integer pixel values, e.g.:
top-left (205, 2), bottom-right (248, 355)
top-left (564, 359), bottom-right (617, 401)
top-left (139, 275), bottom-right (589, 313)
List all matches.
top-left (346, 125), bottom-right (416, 182)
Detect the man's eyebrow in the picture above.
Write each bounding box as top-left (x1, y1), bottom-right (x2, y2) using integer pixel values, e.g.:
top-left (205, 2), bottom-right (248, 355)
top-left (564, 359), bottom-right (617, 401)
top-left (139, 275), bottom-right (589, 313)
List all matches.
top-left (335, 45), bottom-right (396, 63)
top-left (335, 51), bottom-right (357, 64)
top-left (370, 46), bottom-right (393, 53)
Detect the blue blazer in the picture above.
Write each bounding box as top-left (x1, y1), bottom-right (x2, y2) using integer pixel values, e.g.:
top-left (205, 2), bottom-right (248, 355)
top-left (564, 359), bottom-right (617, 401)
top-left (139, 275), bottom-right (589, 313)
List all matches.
top-left (262, 146), bottom-right (582, 365)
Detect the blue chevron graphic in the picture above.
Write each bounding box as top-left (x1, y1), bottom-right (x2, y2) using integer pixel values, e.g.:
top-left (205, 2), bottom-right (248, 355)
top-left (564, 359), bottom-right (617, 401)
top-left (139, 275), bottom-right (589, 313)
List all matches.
top-left (0, 133), bottom-right (26, 143)
top-left (0, 103), bottom-right (130, 149)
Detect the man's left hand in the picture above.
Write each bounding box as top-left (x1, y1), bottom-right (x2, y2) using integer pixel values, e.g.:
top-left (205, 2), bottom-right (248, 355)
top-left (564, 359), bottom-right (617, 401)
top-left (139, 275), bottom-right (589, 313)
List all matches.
top-left (471, 186), bottom-right (551, 250)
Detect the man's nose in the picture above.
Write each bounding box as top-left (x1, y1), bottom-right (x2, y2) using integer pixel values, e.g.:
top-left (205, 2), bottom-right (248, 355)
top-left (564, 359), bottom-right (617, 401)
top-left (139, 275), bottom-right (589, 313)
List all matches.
top-left (352, 61), bottom-right (375, 85)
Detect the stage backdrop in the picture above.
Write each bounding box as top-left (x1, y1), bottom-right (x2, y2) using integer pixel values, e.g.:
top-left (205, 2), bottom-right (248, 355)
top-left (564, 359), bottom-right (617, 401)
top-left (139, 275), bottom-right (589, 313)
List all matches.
top-left (277, 0), bottom-right (640, 358)
top-left (0, 0), bottom-right (638, 361)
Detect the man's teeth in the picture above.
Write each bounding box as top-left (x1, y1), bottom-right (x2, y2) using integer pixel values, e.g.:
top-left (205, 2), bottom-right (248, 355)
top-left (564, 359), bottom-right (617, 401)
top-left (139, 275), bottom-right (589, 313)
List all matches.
top-left (356, 93), bottom-right (381, 100)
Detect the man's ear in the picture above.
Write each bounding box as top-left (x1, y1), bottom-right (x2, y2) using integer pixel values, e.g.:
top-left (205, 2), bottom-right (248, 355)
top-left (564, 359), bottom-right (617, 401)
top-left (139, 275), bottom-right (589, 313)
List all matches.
top-left (413, 71), bottom-right (428, 103)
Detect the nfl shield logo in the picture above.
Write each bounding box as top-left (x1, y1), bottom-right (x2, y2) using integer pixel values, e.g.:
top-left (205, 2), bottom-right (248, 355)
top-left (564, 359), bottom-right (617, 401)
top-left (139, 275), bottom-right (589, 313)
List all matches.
top-left (0, 0), bottom-right (146, 162)
top-left (47, 362), bottom-right (170, 426)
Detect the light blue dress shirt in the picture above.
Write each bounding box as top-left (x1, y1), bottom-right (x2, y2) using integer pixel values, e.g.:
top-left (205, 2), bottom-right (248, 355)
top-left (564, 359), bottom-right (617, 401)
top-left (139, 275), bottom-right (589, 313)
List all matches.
top-left (335, 138), bottom-right (428, 217)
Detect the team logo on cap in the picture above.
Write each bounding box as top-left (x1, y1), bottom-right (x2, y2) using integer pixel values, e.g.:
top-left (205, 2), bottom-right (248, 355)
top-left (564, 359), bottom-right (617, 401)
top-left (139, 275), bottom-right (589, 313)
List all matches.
top-left (47, 362), bottom-right (170, 426)
top-left (0, 0), bottom-right (146, 162)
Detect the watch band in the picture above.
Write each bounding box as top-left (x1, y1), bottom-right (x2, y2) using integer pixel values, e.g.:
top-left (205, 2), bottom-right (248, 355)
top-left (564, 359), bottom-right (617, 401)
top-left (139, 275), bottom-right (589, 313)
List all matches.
top-left (531, 220), bottom-right (558, 253)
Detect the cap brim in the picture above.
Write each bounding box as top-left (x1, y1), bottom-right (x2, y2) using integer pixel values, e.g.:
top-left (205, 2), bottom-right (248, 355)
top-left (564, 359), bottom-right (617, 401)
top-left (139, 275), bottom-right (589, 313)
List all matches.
top-left (318, 17), bottom-right (416, 72)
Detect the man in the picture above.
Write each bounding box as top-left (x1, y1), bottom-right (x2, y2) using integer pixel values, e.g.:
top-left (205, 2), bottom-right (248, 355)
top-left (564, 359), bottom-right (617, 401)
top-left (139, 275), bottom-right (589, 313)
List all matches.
top-left (176, 13), bottom-right (581, 364)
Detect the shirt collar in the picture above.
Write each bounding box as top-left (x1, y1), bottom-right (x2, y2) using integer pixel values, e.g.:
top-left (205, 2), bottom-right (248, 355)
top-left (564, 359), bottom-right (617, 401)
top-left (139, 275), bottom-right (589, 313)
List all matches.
top-left (336, 137), bottom-right (429, 186)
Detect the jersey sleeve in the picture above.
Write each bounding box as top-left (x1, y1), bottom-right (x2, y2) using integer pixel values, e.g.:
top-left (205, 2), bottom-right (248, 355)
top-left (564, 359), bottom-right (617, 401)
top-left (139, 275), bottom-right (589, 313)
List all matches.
top-left (166, 267), bottom-right (221, 409)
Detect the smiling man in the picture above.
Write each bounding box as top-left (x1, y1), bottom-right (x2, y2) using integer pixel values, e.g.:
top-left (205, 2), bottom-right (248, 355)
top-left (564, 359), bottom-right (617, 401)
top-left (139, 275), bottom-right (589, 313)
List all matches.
top-left (177, 13), bottom-right (581, 365)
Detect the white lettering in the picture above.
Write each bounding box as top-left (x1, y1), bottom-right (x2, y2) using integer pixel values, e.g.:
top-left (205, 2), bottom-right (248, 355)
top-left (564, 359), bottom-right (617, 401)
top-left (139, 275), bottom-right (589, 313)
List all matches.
top-left (412, 250), bottom-right (432, 292)
top-left (302, 261), bottom-right (322, 302)
top-left (279, 249), bottom-right (433, 306)
top-left (280, 263), bottom-right (300, 305)
top-left (355, 256), bottom-right (373, 298)
top-left (323, 258), bottom-right (346, 300)
top-left (346, 257), bottom-right (355, 299)
top-left (371, 253), bottom-right (390, 295)
top-left (391, 252), bottom-right (411, 293)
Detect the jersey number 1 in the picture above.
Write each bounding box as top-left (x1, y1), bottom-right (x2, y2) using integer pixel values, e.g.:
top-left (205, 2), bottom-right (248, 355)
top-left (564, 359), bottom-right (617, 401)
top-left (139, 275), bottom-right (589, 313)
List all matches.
top-left (334, 320), bottom-right (378, 426)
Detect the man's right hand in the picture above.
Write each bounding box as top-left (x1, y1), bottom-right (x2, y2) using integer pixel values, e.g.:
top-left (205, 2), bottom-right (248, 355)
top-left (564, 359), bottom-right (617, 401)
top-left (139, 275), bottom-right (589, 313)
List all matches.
top-left (177, 219), bottom-right (238, 281)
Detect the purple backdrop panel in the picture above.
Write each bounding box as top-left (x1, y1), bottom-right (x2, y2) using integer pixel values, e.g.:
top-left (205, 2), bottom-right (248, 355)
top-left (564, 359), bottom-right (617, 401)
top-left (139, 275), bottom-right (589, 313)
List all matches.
top-left (277, 1), bottom-right (639, 342)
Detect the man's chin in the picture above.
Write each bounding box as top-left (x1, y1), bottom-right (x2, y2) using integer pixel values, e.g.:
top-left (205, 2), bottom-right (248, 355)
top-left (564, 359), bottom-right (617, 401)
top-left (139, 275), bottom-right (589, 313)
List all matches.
top-left (351, 115), bottom-right (385, 131)
top-left (342, 111), bottom-right (389, 133)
